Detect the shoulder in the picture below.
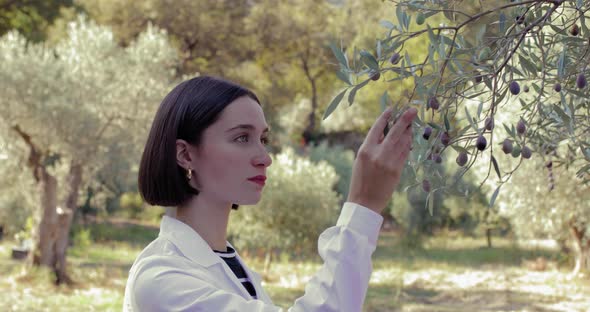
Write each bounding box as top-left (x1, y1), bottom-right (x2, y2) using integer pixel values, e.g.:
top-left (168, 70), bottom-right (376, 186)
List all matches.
top-left (127, 238), bottom-right (194, 296)
top-left (129, 236), bottom-right (200, 282)
top-left (129, 234), bottom-right (196, 275)
top-left (128, 253), bottom-right (213, 311)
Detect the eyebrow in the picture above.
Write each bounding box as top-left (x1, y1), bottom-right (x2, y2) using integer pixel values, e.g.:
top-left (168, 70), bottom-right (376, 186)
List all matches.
top-left (225, 124), bottom-right (270, 133)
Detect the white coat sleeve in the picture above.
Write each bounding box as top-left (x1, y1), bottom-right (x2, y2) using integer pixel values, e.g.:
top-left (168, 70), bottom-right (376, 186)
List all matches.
top-left (131, 202), bottom-right (383, 312)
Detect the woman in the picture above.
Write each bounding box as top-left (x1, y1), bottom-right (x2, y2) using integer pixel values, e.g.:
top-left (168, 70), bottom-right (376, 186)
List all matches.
top-left (123, 76), bottom-right (417, 311)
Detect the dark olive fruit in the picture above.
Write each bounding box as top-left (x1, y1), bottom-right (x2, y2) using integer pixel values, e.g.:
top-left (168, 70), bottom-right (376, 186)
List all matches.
top-left (509, 81), bottom-right (521, 95)
top-left (456, 152), bottom-right (468, 167)
top-left (474, 74), bottom-right (483, 84)
top-left (554, 83), bottom-right (562, 92)
top-left (502, 139), bottom-right (513, 154)
top-left (476, 135), bottom-right (487, 151)
top-left (515, 15), bottom-right (525, 25)
top-left (390, 52), bottom-right (401, 65)
top-left (422, 127), bottom-right (432, 140)
top-left (428, 97), bottom-right (440, 110)
top-left (546, 160), bottom-right (553, 168)
top-left (440, 132), bottom-right (451, 146)
top-left (516, 119), bottom-right (526, 135)
top-left (523, 85), bottom-right (529, 93)
top-left (422, 179), bottom-right (431, 192)
top-left (433, 154), bottom-right (443, 164)
top-left (577, 73), bottom-right (587, 89)
top-left (511, 145), bottom-right (521, 158)
top-left (570, 24), bottom-right (580, 36)
top-left (370, 71), bottom-right (381, 81)
top-left (484, 117), bottom-right (494, 131)
top-left (521, 146), bottom-right (532, 159)
top-left (416, 12), bottom-right (425, 25)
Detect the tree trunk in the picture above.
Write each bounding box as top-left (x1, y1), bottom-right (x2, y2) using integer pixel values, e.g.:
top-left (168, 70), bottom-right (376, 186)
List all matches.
top-left (29, 163), bottom-right (83, 284)
top-left (263, 250), bottom-right (273, 276)
top-left (301, 55), bottom-right (318, 145)
top-left (305, 79), bottom-right (318, 137)
top-left (54, 163), bottom-right (83, 284)
top-left (570, 223), bottom-right (590, 276)
top-left (483, 208), bottom-right (493, 248)
top-left (31, 169), bottom-right (58, 267)
top-left (14, 125), bottom-right (84, 284)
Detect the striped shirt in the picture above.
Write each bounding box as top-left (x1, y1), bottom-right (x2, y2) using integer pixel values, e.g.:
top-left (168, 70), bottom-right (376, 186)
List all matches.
top-left (213, 246), bottom-right (258, 299)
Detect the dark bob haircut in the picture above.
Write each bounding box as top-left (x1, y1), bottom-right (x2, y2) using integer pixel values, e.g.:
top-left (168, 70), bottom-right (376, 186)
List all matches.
top-left (138, 76), bottom-right (260, 209)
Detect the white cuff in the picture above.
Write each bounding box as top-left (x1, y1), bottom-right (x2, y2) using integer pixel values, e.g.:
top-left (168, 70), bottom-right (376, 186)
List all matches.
top-left (337, 202), bottom-right (384, 245)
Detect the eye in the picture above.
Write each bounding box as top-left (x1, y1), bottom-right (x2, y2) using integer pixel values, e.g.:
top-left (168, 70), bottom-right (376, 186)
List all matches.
top-left (236, 134), bottom-right (270, 145)
top-left (236, 135), bottom-right (249, 143)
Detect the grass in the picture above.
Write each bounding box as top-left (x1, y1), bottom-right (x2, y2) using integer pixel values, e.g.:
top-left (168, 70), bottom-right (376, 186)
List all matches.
top-left (372, 234), bottom-right (561, 271)
top-left (71, 219), bottom-right (159, 247)
top-left (0, 222), bottom-right (588, 312)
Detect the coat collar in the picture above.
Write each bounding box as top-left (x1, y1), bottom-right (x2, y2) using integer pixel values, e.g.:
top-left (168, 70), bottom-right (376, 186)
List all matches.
top-left (157, 216), bottom-right (273, 303)
top-left (158, 215), bottom-right (227, 267)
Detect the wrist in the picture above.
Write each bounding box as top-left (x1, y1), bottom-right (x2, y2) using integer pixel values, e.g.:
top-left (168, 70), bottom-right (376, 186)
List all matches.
top-left (346, 197), bottom-right (383, 214)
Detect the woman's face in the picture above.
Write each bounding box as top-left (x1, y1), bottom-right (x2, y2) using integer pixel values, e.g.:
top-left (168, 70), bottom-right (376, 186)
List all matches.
top-left (189, 96), bottom-right (272, 206)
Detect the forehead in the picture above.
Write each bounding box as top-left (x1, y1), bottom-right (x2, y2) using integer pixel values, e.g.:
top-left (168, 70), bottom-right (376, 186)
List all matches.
top-left (214, 96), bottom-right (267, 129)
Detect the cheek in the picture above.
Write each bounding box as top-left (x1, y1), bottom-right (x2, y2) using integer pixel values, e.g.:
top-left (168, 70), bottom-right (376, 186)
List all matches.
top-left (199, 145), bottom-right (245, 185)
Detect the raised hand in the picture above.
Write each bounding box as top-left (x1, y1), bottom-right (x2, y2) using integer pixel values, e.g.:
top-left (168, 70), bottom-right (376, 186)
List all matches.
top-left (347, 107), bottom-right (417, 214)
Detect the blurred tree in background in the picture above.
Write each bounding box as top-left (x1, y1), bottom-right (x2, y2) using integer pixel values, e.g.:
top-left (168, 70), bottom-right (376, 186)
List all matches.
top-left (0, 140), bottom-right (37, 236)
top-left (77, 0), bottom-right (252, 75)
top-left (498, 155), bottom-right (590, 276)
top-left (0, 16), bottom-right (177, 283)
top-left (78, 0), bottom-right (398, 144)
top-left (0, 0), bottom-right (76, 41)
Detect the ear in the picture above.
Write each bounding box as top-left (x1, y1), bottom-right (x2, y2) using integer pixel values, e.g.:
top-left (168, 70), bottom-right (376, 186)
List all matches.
top-left (176, 139), bottom-right (195, 169)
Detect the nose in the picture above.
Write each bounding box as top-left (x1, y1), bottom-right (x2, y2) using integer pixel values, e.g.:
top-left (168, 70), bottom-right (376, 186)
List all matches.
top-left (252, 145), bottom-right (272, 168)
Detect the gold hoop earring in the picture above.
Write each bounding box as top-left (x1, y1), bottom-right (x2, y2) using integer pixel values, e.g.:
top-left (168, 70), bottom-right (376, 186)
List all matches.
top-left (187, 167), bottom-right (192, 181)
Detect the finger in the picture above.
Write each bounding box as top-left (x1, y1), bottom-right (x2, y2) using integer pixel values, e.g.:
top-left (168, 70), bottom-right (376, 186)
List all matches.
top-left (400, 132), bottom-right (412, 151)
top-left (396, 133), bottom-right (412, 153)
top-left (401, 123), bottom-right (413, 137)
top-left (366, 108), bottom-right (394, 145)
top-left (399, 147), bottom-right (411, 162)
top-left (384, 111), bottom-right (416, 151)
top-left (378, 121), bottom-right (409, 144)
top-left (395, 134), bottom-right (412, 157)
top-left (384, 108), bottom-right (417, 145)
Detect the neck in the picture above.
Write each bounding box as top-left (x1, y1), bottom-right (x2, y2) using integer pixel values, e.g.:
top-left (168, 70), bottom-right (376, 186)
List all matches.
top-left (175, 195), bottom-right (232, 252)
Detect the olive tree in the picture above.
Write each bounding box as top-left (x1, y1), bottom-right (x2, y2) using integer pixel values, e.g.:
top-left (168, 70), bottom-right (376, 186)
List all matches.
top-left (327, 0), bottom-right (590, 273)
top-left (0, 15), bottom-right (177, 283)
top-left (497, 156), bottom-right (589, 276)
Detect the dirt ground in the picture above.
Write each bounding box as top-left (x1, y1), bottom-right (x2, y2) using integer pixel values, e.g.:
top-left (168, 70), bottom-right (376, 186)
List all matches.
top-left (392, 267), bottom-right (590, 312)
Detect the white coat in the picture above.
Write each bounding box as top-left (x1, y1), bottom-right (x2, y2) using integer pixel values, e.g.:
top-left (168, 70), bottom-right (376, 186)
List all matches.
top-left (123, 202), bottom-right (383, 311)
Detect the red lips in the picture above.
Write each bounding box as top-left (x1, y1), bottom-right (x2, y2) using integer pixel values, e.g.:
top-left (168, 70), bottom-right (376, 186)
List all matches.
top-left (248, 175), bottom-right (266, 186)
